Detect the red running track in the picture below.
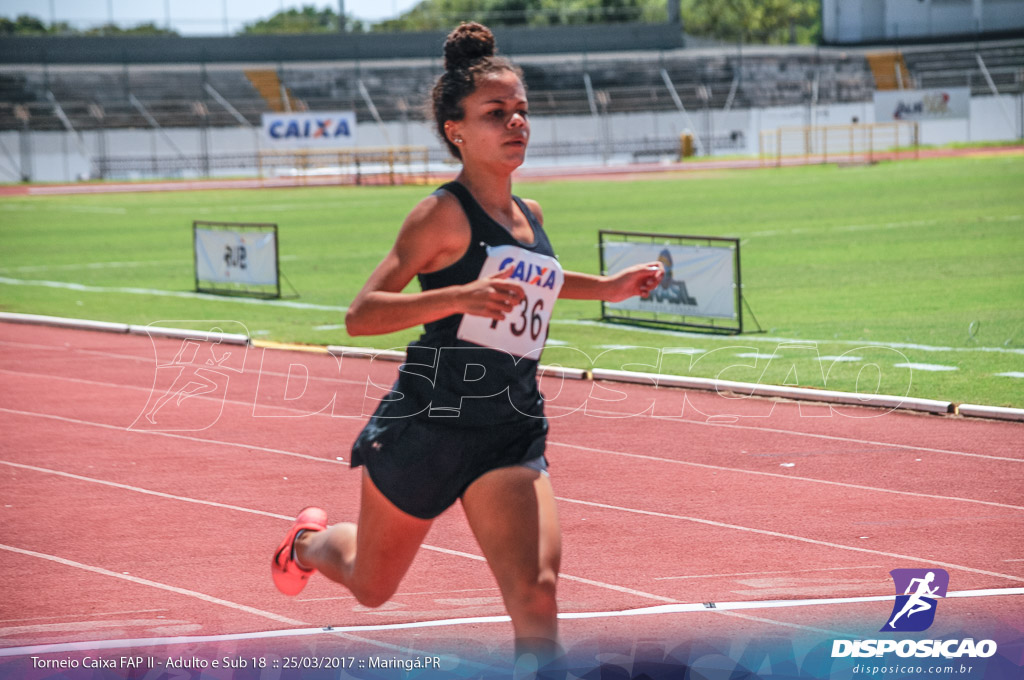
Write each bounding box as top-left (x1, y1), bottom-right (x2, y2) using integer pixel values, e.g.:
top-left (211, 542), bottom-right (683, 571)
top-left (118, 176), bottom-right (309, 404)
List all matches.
top-left (0, 321), bottom-right (1022, 672)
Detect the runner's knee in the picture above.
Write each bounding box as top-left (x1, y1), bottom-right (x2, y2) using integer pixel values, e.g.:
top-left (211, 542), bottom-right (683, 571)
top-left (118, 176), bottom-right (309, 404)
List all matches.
top-left (352, 580), bottom-right (400, 609)
top-left (508, 570), bottom-right (558, 623)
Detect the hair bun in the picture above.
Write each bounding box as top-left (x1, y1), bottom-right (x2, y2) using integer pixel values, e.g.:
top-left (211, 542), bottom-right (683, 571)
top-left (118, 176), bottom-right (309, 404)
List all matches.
top-left (443, 22), bottom-right (496, 71)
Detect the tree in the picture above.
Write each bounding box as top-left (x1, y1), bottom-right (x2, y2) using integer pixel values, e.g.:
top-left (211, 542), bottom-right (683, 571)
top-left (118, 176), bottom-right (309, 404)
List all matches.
top-left (83, 22), bottom-right (179, 36)
top-left (0, 14), bottom-right (49, 35)
top-left (681, 0), bottom-right (819, 44)
top-left (240, 5), bottom-right (364, 34)
top-left (0, 13), bottom-right (178, 36)
top-left (375, 0), bottom-right (666, 30)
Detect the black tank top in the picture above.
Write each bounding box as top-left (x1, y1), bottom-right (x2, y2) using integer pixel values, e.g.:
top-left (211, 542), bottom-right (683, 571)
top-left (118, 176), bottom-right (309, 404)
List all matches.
top-left (387, 181), bottom-right (558, 426)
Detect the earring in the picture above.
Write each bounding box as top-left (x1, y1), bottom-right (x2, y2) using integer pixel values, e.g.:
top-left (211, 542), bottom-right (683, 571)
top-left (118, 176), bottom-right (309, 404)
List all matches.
top-left (453, 136), bottom-right (463, 144)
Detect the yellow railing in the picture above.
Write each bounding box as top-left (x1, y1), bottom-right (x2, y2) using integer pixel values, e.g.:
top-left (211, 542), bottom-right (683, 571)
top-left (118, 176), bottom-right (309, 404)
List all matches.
top-left (759, 122), bottom-right (920, 167)
top-left (258, 146), bottom-right (431, 185)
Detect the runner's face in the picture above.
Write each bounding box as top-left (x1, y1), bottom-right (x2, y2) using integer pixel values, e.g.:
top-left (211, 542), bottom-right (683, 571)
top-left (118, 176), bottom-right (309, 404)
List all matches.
top-left (448, 70), bottom-right (529, 169)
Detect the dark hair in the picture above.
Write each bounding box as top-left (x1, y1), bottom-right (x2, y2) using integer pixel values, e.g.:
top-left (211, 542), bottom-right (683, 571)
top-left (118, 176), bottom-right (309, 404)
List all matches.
top-left (431, 22), bottom-right (524, 160)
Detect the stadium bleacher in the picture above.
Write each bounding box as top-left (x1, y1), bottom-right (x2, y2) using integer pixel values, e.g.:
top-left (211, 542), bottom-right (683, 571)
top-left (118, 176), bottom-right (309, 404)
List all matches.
top-left (3, 38), bottom-right (1020, 136)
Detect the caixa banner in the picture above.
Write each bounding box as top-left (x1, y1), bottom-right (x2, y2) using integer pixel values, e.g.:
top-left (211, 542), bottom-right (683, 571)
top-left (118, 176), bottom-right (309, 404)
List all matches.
top-left (874, 88), bottom-right (969, 121)
top-left (260, 111), bottom-right (357, 148)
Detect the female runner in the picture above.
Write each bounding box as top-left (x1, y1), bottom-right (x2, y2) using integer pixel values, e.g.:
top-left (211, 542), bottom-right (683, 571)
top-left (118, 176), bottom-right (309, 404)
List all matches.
top-left (272, 21), bottom-right (664, 664)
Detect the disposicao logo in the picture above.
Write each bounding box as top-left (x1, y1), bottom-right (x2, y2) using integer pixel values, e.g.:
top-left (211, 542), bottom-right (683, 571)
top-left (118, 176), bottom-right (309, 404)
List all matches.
top-left (831, 568), bottom-right (998, 660)
top-left (882, 568), bottom-right (948, 632)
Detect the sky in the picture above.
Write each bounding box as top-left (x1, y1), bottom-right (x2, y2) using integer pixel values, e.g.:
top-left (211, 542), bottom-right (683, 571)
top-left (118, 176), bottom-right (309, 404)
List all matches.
top-left (0, 0), bottom-right (423, 35)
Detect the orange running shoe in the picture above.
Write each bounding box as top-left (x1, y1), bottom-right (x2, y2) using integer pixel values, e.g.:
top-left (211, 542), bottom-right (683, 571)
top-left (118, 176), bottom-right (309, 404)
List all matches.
top-left (271, 507), bottom-right (328, 596)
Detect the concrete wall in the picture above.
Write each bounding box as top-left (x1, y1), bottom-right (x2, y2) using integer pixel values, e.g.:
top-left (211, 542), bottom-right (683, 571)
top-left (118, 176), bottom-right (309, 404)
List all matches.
top-left (0, 23), bottom-right (682, 65)
top-left (822, 0), bottom-right (1024, 45)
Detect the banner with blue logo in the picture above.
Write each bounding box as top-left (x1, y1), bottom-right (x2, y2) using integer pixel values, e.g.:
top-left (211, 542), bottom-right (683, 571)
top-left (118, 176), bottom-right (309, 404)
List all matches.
top-left (260, 111), bottom-right (356, 149)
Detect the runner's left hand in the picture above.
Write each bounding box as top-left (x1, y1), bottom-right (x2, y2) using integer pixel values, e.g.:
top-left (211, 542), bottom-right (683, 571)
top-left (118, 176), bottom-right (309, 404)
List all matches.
top-left (606, 262), bottom-right (664, 302)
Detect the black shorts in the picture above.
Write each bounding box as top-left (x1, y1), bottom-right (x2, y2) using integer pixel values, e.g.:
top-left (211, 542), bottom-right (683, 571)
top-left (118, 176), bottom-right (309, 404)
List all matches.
top-left (350, 409), bottom-right (549, 520)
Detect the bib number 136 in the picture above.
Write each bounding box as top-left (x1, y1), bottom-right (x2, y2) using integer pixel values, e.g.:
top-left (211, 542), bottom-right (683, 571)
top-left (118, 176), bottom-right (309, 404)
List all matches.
top-left (493, 296), bottom-right (545, 342)
top-left (458, 245), bottom-right (563, 359)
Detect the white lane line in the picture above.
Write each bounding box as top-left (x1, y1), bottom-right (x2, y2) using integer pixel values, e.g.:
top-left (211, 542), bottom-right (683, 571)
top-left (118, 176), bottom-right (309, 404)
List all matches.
top-left (653, 565), bottom-right (883, 581)
top-left (3, 353), bottom-right (1017, 469)
top-left (1, 334), bottom-right (1019, 465)
top-left (555, 497), bottom-right (1024, 583)
top-left (4, 587), bottom-right (1020, 659)
top-left (4, 400), bottom-right (1019, 532)
top-left (550, 441), bottom-right (1024, 510)
top-left (0, 367), bottom-right (371, 418)
top-left (407, 544), bottom-right (677, 604)
top-left (0, 407), bottom-right (344, 465)
top-left (299, 587), bottom-right (496, 604)
top-left (0, 544), bottom-right (305, 627)
top-left (0, 460), bottom-right (303, 520)
top-left (0, 610), bottom-right (168, 625)
top-left (1, 459), bottom-right (679, 608)
top-left (547, 402), bottom-right (1023, 463)
top-left (712, 610), bottom-right (848, 637)
top-left (0, 545), bottom-right (472, 665)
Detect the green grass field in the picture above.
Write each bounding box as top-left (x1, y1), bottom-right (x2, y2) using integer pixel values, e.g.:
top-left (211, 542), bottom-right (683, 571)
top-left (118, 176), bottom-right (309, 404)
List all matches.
top-left (2, 154), bottom-right (1022, 407)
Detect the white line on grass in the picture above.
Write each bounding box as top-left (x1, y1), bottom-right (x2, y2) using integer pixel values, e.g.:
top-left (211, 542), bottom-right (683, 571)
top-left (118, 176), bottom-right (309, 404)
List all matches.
top-left (0, 279), bottom-right (1020, 357)
top-left (552, 319), bottom-right (1024, 356)
top-left (0, 260), bottom-right (179, 274)
top-left (0, 277), bottom-right (348, 312)
top-left (894, 362), bottom-right (959, 372)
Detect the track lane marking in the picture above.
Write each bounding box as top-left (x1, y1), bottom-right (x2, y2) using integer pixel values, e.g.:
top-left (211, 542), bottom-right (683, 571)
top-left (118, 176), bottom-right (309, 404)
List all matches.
top-left (0, 407), bottom-right (344, 465)
top-left (0, 460), bottom-right (680, 608)
top-left (0, 543), bottom-right (488, 665)
top-left (5, 461), bottom-right (1022, 654)
top-left (0, 543), bottom-right (306, 627)
top-left (546, 403), bottom-right (1023, 463)
top-left (550, 441), bottom-right (1024, 510)
top-left (555, 497), bottom-right (1024, 583)
top-left (653, 565), bottom-right (882, 581)
top-left (2, 377), bottom-right (1020, 512)
top-left (2, 334), bottom-right (1021, 463)
top-left (2, 588), bottom-right (1020, 659)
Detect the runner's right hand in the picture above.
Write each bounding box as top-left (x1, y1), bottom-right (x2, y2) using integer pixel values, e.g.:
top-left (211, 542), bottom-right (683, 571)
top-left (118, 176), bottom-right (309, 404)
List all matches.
top-left (458, 266), bottom-right (525, 320)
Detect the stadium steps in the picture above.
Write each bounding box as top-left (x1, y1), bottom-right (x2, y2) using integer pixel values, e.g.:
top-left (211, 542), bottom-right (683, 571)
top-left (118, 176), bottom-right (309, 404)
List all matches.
top-left (866, 52), bottom-right (914, 90)
top-left (244, 69), bottom-right (301, 113)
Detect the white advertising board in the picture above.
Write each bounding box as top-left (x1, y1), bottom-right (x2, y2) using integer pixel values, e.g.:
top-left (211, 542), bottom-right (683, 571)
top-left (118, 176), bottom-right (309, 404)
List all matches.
top-left (874, 88), bottom-right (970, 122)
top-left (603, 241), bottom-right (737, 320)
top-left (194, 227), bottom-right (278, 287)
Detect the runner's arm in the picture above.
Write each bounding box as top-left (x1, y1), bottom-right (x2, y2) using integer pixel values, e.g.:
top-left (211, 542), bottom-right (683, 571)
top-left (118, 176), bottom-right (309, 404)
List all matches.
top-left (345, 197), bottom-right (525, 336)
top-left (517, 198), bottom-right (663, 303)
top-left (560, 263), bottom-right (664, 302)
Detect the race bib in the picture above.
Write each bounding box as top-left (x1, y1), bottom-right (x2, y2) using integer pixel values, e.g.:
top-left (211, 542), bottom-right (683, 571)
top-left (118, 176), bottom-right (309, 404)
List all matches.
top-left (457, 245), bottom-right (564, 359)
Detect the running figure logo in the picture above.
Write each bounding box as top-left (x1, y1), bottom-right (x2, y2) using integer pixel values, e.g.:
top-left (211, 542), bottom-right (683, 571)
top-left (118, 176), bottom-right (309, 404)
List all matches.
top-left (881, 568), bottom-right (949, 632)
top-left (130, 322), bottom-right (248, 433)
